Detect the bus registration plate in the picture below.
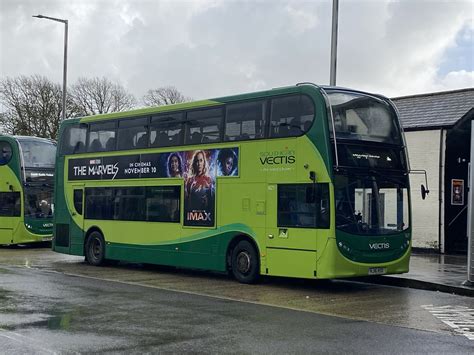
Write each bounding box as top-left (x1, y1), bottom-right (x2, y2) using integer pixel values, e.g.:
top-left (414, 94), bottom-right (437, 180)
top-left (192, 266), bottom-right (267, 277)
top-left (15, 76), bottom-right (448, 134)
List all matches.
top-left (368, 267), bottom-right (386, 275)
top-left (42, 237), bottom-right (53, 242)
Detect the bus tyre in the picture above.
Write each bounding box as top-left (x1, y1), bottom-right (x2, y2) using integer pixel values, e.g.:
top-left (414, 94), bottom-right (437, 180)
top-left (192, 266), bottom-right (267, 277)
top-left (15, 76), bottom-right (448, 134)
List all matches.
top-left (85, 231), bottom-right (106, 266)
top-left (231, 240), bottom-right (259, 284)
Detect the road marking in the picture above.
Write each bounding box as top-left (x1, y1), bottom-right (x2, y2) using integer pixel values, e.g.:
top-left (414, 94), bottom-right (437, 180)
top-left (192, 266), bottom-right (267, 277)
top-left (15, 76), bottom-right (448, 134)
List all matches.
top-left (422, 305), bottom-right (474, 340)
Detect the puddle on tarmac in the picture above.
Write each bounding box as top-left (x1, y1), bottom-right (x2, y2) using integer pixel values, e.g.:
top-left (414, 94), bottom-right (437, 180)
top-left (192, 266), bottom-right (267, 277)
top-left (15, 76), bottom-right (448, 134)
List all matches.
top-left (0, 307), bottom-right (75, 331)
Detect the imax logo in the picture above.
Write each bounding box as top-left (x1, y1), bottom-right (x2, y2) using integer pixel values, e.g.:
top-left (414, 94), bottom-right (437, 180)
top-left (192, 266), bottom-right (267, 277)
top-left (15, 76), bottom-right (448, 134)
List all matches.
top-left (369, 242), bottom-right (390, 250)
top-left (187, 212), bottom-right (211, 222)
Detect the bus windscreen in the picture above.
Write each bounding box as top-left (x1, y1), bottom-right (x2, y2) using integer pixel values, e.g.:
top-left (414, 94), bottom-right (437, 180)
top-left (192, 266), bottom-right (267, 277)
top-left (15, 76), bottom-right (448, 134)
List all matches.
top-left (334, 173), bottom-right (409, 235)
top-left (18, 139), bottom-right (56, 169)
top-left (326, 91), bottom-right (402, 145)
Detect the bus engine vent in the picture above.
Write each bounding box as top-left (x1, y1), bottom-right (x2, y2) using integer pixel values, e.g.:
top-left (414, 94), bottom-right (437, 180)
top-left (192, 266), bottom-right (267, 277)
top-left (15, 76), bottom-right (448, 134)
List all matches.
top-left (55, 224), bottom-right (70, 247)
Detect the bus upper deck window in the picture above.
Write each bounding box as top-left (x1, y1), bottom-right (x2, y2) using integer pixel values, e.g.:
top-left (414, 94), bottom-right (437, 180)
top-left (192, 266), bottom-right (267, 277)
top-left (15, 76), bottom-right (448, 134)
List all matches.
top-left (18, 139), bottom-right (56, 168)
top-left (150, 113), bottom-right (184, 147)
top-left (87, 121), bottom-right (116, 152)
top-left (60, 124), bottom-right (87, 155)
top-left (270, 95), bottom-right (314, 138)
top-left (185, 108), bottom-right (223, 145)
top-left (117, 117), bottom-right (149, 150)
top-left (225, 100), bottom-right (266, 141)
top-left (326, 91), bottom-right (401, 144)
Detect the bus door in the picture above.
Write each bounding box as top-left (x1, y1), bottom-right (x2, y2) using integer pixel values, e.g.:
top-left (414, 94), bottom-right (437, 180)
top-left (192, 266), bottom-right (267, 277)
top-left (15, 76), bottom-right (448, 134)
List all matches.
top-left (0, 192), bottom-right (21, 245)
top-left (265, 183), bottom-right (321, 278)
top-left (69, 184), bottom-right (85, 249)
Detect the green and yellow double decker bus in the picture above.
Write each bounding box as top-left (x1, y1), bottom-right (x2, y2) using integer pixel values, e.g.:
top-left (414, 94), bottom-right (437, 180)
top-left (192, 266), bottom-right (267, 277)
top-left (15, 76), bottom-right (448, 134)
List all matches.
top-left (52, 83), bottom-right (410, 283)
top-left (0, 135), bottom-right (56, 245)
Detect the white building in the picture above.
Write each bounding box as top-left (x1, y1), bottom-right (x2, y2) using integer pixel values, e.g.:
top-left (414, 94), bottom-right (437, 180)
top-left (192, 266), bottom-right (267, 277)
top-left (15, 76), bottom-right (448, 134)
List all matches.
top-left (392, 88), bottom-right (474, 254)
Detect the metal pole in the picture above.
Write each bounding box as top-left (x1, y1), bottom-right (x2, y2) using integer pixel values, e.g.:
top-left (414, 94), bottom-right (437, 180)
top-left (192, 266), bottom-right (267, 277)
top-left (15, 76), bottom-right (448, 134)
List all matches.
top-left (466, 121), bottom-right (474, 285)
top-left (32, 15), bottom-right (68, 121)
top-left (62, 20), bottom-right (68, 121)
top-left (330, 0), bottom-right (339, 86)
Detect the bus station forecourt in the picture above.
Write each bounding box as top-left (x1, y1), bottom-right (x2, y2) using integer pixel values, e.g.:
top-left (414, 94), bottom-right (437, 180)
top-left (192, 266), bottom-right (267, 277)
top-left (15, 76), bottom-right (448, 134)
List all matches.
top-left (50, 82), bottom-right (413, 284)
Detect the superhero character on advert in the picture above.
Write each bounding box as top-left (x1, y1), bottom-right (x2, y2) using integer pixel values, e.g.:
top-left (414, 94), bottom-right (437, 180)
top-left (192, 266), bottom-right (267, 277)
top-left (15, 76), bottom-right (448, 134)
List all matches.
top-left (167, 152), bottom-right (183, 178)
top-left (185, 150), bottom-right (214, 213)
top-left (217, 148), bottom-right (238, 176)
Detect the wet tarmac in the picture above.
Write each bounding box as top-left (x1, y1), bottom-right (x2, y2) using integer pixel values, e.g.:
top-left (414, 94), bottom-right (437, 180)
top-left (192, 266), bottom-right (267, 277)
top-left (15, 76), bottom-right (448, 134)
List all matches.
top-left (0, 246), bottom-right (473, 339)
top-left (1, 260), bottom-right (473, 353)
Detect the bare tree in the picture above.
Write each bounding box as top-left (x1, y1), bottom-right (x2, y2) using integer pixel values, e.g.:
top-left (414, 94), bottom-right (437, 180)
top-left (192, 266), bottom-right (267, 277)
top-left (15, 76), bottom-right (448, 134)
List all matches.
top-left (0, 112), bottom-right (7, 134)
top-left (70, 77), bottom-right (136, 116)
top-left (143, 86), bottom-right (191, 107)
top-left (0, 75), bottom-right (66, 139)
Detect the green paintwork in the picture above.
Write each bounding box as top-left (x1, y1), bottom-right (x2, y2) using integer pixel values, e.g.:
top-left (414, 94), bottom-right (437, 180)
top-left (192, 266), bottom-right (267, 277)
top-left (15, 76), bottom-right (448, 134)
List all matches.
top-left (53, 84), bottom-right (411, 279)
top-left (24, 217), bottom-right (54, 236)
top-left (104, 224), bottom-right (257, 271)
top-left (80, 100), bottom-right (222, 123)
top-left (0, 135), bottom-right (54, 244)
top-left (335, 229), bottom-right (411, 263)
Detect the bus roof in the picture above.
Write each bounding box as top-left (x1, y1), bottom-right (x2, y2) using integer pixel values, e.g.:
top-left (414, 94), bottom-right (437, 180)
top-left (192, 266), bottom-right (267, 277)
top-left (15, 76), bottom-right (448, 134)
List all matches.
top-left (0, 134), bottom-right (55, 144)
top-left (319, 85), bottom-right (390, 101)
top-left (15, 136), bottom-right (56, 144)
top-left (61, 82), bottom-right (389, 125)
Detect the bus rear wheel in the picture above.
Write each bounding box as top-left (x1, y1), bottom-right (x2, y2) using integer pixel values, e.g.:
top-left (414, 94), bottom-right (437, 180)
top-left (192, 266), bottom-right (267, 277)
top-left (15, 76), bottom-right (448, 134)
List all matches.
top-left (231, 240), bottom-right (259, 284)
top-left (85, 231), bottom-right (106, 266)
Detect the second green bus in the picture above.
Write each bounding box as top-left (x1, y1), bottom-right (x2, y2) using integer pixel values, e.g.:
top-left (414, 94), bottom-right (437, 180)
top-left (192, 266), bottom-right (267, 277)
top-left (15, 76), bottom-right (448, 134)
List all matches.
top-left (0, 135), bottom-right (56, 245)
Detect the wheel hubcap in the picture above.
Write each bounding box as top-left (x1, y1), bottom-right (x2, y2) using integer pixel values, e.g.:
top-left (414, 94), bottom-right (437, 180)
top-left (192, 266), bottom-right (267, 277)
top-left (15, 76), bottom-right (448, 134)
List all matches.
top-left (91, 238), bottom-right (101, 260)
top-left (237, 251), bottom-right (251, 274)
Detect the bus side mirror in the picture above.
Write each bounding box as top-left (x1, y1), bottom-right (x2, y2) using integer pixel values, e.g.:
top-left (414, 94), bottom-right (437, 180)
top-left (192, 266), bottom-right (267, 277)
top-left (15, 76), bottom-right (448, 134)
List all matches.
top-left (410, 170), bottom-right (430, 200)
top-left (421, 184), bottom-right (429, 200)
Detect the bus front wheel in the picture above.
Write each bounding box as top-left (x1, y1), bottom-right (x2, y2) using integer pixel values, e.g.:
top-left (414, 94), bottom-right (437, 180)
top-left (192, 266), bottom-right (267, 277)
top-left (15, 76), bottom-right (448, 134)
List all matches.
top-left (231, 240), bottom-right (259, 284)
top-left (85, 231), bottom-right (106, 266)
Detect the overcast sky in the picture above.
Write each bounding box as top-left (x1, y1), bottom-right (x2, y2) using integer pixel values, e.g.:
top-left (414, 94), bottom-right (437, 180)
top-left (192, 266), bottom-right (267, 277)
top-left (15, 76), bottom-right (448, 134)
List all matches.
top-left (0, 0), bottom-right (472, 102)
